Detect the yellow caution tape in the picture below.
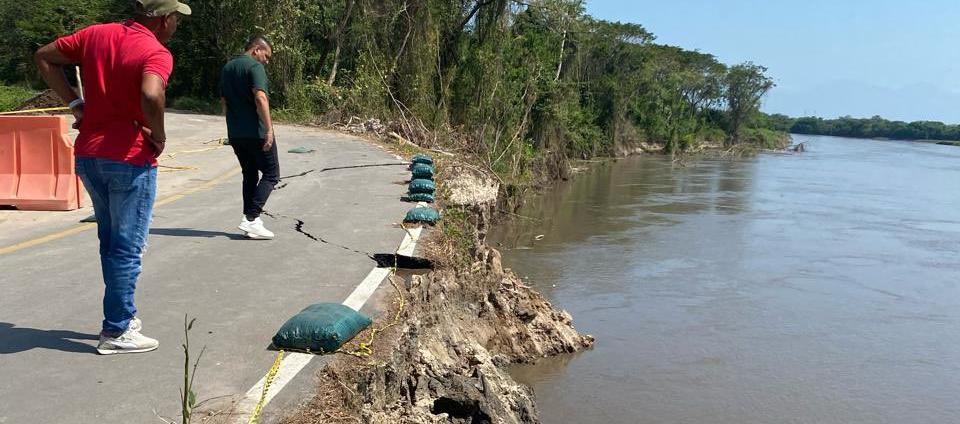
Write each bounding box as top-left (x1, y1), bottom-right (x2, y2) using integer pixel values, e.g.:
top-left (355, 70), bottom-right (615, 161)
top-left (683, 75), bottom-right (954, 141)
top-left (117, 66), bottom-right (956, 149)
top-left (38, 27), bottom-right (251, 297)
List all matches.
top-left (336, 263), bottom-right (406, 359)
top-left (248, 350), bottom-right (284, 424)
top-left (0, 107), bottom-right (71, 115)
top-left (164, 145), bottom-right (224, 159)
top-left (244, 232), bottom-right (412, 424)
top-left (159, 143), bottom-right (226, 173)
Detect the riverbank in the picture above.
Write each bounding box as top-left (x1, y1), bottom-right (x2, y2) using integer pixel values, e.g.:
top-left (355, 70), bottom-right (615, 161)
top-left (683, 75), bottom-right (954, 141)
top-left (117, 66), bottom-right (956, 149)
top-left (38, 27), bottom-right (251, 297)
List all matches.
top-left (0, 87), bottom-right (784, 421)
top-left (267, 112), bottom-right (797, 422)
top-left (277, 151), bottom-right (594, 423)
top-left (0, 102), bottom-right (783, 422)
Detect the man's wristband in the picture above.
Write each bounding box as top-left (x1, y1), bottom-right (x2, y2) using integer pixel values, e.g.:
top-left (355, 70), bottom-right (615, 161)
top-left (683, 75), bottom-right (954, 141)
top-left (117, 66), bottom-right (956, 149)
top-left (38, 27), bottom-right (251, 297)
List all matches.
top-left (68, 98), bottom-right (84, 109)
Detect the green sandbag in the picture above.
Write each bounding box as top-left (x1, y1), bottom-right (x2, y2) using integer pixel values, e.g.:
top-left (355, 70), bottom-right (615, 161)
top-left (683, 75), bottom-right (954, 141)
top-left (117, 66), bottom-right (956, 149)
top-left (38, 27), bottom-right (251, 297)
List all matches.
top-left (272, 303), bottom-right (372, 353)
top-left (411, 164), bottom-right (435, 180)
top-left (287, 146), bottom-right (315, 154)
top-left (408, 179), bottom-right (436, 194)
top-left (404, 207), bottom-right (441, 225)
top-left (404, 193), bottom-right (435, 203)
top-left (411, 154), bottom-right (434, 166)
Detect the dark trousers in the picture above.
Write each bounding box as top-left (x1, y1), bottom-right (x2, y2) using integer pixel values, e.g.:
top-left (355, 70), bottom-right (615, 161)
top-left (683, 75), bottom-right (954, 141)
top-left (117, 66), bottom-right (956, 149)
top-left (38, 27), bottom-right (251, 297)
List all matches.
top-left (230, 137), bottom-right (280, 219)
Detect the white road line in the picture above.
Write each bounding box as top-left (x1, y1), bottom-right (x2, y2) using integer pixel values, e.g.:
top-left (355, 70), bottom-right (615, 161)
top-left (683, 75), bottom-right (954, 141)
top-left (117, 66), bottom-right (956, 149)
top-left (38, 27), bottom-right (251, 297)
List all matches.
top-left (233, 352), bottom-right (313, 420)
top-left (396, 227), bottom-right (422, 257)
top-left (232, 226), bottom-right (422, 423)
top-left (343, 268), bottom-right (391, 311)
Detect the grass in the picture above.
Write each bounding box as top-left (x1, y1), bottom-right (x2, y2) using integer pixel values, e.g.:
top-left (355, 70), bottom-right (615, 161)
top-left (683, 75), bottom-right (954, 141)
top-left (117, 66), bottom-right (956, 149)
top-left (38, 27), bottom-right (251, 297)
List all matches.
top-left (158, 315), bottom-right (205, 424)
top-left (740, 127), bottom-right (792, 150)
top-left (0, 85), bottom-right (36, 112)
top-left (272, 107), bottom-right (317, 124)
top-left (425, 205), bottom-right (475, 270)
top-left (169, 96), bottom-right (221, 115)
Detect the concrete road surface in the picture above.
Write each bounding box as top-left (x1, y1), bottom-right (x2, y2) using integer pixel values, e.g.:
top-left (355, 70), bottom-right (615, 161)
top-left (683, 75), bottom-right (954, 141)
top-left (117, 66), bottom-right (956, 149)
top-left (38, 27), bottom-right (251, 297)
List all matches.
top-left (0, 113), bottom-right (415, 423)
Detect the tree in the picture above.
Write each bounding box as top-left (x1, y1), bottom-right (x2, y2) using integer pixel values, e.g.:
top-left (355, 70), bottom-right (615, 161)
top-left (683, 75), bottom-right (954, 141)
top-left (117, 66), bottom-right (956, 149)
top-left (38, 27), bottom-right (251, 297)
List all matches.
top-left (1, 0), bottom-right (795, 181)
top-left (0, 0), bottom-right (126, 84)
top-left (724, 62), bottom-right (774, 145)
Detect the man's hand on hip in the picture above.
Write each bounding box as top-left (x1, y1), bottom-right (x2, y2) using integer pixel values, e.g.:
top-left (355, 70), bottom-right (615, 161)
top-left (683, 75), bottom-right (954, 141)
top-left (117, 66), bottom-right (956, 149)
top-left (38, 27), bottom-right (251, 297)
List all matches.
top-left (136, 122), bottom-right (166, 158)
top-left (69, 102), bottom-right (84, 130)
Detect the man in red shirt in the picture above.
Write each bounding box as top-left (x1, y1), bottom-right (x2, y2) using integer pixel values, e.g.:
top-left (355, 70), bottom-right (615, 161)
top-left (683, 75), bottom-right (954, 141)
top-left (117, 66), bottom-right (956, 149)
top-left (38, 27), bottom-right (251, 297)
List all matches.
top-left (34, 0), bottom-right (190, 355)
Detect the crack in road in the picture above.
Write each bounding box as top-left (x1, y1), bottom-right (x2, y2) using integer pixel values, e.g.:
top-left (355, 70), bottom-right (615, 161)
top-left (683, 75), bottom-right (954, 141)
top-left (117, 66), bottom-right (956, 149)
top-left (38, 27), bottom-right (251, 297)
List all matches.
top-left (279, 162), bottom-right (407, 182)
top-left (279, 169), bottom-right (316, 180)
top-left (372, 253), bottom-right (434, 269)
top-left (293, 218), bottom-right (372, 257)
top-left (262, 211), bottom-right (373, 258)
top-left (264, 213), bottom-right (433, 270)
top-left (266, 160), bottom-right (432, 269)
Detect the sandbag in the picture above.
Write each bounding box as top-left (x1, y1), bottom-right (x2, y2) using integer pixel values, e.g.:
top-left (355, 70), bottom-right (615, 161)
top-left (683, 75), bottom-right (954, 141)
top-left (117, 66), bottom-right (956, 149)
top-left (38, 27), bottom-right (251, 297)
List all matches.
top-left (272, 303), bottom-right (372, 353)
top-left (404, 207), bottom-right (441, 225)
top-left (288, 146), bottom-right (315, 154)
top-left (403, 193), bottom-right (435, 203)
top-left (408, 179), bottom-right (436, 194)
top-left (411, 153), bottom-right (434, 166)
top-left (411, 164), bottom-right (435, 180)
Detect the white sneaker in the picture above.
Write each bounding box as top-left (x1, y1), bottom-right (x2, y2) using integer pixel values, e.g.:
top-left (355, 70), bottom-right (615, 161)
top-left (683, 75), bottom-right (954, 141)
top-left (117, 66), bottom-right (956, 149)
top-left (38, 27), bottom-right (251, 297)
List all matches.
top-left (97, 327), bottom-right (159, 355)
top-left (238, 216), bottom-right (275, 239)
top-left (129, 317), bottom-right (142, 332)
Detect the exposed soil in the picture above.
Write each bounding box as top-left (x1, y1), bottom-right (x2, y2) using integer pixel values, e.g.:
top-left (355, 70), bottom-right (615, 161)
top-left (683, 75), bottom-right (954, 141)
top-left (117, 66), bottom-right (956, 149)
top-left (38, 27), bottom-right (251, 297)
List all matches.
top-left (16, 89), bottom-right (68, 111)
top-left (276, 164), bottom-right (594, 424)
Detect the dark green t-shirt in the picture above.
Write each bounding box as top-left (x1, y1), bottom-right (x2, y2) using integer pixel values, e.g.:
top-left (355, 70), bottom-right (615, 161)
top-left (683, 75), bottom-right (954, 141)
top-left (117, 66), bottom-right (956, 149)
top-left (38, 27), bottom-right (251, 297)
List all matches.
top-left (219, 55), bottom-right (269, 139)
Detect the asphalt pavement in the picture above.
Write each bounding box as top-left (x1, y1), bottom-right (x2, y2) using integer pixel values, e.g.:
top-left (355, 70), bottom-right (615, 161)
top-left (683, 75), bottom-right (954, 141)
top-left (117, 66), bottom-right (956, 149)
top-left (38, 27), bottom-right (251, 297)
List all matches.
top-left (0, 114), bottom-right (414, 423)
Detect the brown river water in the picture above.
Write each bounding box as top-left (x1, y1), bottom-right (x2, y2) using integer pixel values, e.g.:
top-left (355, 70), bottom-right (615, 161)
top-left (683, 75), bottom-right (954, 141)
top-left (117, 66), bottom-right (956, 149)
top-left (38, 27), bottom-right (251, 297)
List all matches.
top-left (491, 135), bottom-right (960, 424)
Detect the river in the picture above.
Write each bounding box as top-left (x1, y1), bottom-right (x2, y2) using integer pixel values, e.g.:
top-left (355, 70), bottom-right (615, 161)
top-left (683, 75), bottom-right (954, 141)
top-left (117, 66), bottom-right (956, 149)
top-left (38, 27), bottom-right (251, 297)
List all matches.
top-left (491, 135), bottom-right (960, 424)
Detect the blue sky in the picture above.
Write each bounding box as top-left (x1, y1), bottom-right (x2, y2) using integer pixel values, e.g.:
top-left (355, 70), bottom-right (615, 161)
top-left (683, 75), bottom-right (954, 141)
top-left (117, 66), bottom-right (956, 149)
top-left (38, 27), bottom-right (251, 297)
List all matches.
top-left (585, 0), bottom-right (960, 123)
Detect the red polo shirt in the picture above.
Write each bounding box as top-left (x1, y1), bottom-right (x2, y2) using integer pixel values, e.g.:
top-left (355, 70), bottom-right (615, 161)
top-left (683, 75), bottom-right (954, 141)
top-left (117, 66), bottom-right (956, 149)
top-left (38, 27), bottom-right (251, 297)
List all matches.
top-left (55, 21), bottom-right (174, 167)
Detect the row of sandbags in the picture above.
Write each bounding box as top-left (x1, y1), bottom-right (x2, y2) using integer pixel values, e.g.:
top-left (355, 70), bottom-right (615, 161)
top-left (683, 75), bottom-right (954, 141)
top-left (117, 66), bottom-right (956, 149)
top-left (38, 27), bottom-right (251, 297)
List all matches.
top-left (403, 154), bottom-right (440, 225)
top-left (272, 154), bottom-right (441, 354)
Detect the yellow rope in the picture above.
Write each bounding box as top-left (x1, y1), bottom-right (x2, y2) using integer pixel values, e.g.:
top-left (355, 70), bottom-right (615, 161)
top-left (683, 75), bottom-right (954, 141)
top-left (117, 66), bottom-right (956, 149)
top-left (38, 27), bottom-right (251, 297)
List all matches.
top-left (336, 265), bottom-right (406, 359)
top-left (0, 107), bottom-right (71, 115)
top-left (244, 249), bottom-right (410, 424)
top-left (158, 143), bottom-right (226, 172)
top-left (202, 137), bottom-right (227, 145)
top-left (247, 350), bottom-right (285, 424)
top-left (250, 269), bottom-right (407, 358)
top-left (158, 164), bottom-right (199, 173)
top-left (163, 145), bottom-right (224, 159)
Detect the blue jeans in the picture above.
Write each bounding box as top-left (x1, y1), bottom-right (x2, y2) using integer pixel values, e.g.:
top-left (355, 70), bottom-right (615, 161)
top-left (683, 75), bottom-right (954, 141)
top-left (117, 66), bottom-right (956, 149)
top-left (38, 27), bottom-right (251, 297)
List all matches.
top-left (76, 158), bottom-right (157, 336)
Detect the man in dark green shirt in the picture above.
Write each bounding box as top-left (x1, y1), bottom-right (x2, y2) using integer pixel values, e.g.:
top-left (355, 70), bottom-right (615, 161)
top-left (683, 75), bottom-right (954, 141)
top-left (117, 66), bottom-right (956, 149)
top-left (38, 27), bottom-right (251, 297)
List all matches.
top-left (220, 35), bottom-right (278, 239)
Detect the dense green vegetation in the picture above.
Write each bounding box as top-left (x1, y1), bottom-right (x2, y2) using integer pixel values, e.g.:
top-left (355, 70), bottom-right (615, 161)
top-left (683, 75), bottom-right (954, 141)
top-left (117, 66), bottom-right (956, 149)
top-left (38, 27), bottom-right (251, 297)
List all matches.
top-left (1, 0), bottom-right (782, 184)
top-left (757, 113), bottom-right (960, 142)
top-left (0, 85), bottom-right (36, 112)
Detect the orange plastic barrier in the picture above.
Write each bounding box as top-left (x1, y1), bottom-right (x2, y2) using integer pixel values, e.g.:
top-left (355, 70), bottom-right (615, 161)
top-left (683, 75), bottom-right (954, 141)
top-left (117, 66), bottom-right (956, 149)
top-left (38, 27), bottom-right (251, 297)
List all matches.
top-left (0, 116), bottom-right (83, 211)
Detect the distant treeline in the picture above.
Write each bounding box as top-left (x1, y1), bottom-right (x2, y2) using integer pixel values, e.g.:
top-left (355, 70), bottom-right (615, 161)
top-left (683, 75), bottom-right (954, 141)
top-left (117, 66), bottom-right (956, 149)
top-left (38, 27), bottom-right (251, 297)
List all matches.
top-left (757, 113), bottom-right (960, 142)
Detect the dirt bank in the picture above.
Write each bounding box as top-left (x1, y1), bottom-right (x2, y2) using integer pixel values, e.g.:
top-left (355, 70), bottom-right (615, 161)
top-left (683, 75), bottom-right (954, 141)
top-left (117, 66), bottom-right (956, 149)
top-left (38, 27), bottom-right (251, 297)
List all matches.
top-left (278, 167), bottom-right (594, 424)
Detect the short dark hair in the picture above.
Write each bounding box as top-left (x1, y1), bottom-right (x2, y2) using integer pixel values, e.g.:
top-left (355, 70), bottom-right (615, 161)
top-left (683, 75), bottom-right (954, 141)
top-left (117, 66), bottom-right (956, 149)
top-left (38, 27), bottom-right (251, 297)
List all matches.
top-left (245, 35), bottom-right (272, 52)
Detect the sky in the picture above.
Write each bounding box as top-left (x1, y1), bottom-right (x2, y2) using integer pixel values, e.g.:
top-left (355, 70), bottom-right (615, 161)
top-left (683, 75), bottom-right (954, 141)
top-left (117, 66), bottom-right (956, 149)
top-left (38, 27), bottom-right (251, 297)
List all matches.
top-left (584, 0), bottom-right (960, 123)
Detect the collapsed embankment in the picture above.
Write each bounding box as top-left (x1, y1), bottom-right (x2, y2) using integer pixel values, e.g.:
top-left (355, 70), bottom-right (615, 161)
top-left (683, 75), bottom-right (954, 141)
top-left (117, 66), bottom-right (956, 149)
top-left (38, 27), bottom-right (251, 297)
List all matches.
top-left (278, 162), bottom-right (594, 424)
top-left (270, 118), bottom-right (792, 423)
